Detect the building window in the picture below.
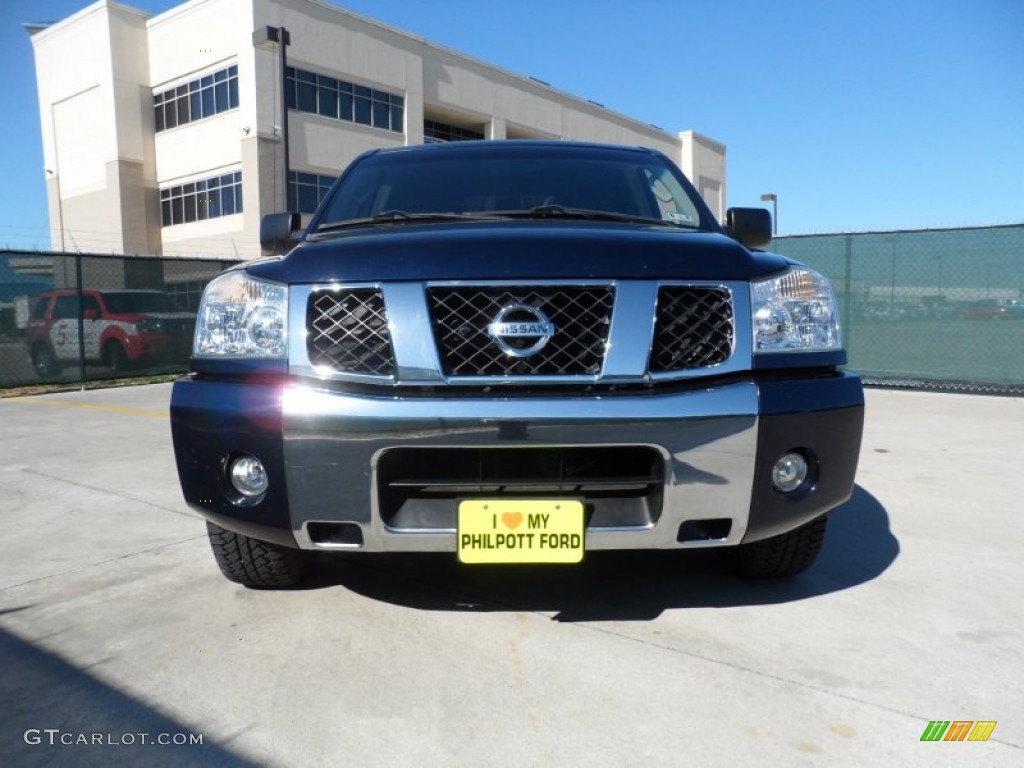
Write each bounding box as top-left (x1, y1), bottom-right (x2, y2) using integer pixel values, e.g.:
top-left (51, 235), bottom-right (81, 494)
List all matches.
top-left (154, 65), bottom-right (239, 132)
top-left (287, 171), bottom-right (337, 214)
top-left (285, 66), bottom-right (404, 133)
top-left (423, 119), bottom-right (485, 143)
top-left (160, 171), bottom-right (243, 227)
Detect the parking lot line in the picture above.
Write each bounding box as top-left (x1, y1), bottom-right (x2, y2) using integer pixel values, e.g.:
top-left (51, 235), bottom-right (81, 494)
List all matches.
top-left (5, 397), bottom-right (167, 419)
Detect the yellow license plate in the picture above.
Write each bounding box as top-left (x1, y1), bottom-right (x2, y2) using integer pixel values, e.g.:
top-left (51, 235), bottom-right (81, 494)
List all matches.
top-left (457, 499), bottom-right (585, 564)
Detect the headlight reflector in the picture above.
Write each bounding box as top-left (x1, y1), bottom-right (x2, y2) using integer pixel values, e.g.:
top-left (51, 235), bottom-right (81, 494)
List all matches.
top-left (194, 271), bottom-right (288, 358)
top-left (751, 268), bottom-right (841, 352)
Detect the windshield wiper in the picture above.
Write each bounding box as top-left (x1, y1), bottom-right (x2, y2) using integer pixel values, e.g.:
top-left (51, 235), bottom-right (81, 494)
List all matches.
top-left (488, 204), bottom-right (695, 228)
top-left (314, 206), bottom-right (698, 234)
top-left (314, 210), bottom-right (497, 233)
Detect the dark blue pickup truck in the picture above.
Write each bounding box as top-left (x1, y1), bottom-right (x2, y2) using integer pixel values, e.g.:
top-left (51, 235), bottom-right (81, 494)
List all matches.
top-left (171, 140), bottom-right (863, 587)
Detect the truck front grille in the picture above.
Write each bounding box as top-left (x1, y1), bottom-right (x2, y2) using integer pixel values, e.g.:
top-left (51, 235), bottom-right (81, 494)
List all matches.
top-left (307, 288), bottom-right (395, 376)
top-left (427, 285), bottom-right (614, 377)
top-left (298, 282), bottom-right (739, 383)
top-left (649, 286), bottom-right (733, 372)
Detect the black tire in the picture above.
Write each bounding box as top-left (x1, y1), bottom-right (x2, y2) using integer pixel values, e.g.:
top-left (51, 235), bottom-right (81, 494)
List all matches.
top-left (731, 515), bottom-right (828, 578)
top-left (206, 522), bottom-right (309, 587)
top-left (104, 340), bottom-right (129, 373)
top-left (32, 344), bottom-right (60, 380)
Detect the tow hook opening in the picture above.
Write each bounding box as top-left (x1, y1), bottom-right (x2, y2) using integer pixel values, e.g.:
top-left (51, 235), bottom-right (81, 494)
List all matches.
top-left (677, 518), bottom-right (732, 543)
top-left (307, 522), bottom-right (364, 548)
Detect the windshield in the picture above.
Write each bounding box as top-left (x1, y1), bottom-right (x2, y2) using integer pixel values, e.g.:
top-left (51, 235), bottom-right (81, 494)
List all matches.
top-left (315, 148), bottom-right (708, 230)
top-left (103, 292), bottom-right (184, 314)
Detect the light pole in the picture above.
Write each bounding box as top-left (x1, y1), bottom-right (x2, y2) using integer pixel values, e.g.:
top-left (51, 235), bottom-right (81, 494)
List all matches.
top-left (760, 193), bottom-right (777, 235)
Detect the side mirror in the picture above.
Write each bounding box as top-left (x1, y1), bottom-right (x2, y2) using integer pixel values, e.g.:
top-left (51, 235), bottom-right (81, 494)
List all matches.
top-left (83, 309), bottom-right (99, 320)
top-left (259, 212), bottom-right (302, 254)
top-left (725, 207), bottom-right (773, 249)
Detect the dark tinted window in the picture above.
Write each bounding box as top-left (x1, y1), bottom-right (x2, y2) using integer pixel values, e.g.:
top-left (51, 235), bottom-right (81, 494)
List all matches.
top-left (81, 295), bottom-right (101, 315)
top-left (285, 66), bottom-right (403, 133)
top-left (297, 79), bottom-right (317, 112)
top-left (424, 119), bottom-right (484, 143)
top-left (53, 295), bottom-right (79, 319)
top-left (288, 171), bottom-right (337, 213)
top-left (153, 64), bottom-right (239, 133)
top-left (161, 171), bottom-right (242, 227)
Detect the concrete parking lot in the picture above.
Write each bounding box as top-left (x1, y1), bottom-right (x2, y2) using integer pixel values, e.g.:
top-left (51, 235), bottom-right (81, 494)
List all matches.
top-left (0, 383), bottom-right (1021, 767)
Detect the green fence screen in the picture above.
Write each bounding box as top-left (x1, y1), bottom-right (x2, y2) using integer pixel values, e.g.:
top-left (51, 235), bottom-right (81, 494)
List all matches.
top-left (0, 250), bottom-right (237, 389)
top-left (773, 224), bottom-right (1024, 393)
top-left (3, 227), bottom-right (1023, 394)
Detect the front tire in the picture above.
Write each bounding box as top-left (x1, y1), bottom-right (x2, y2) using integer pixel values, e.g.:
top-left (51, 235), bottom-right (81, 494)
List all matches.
top-left (732, 515), bottom-right (828, 578)
top-left (104, 340), bottom-right (129, 373)
top-left (206, 522), bottom-right (310, 587)
top-left (32, 344), bottom-right (60, 380)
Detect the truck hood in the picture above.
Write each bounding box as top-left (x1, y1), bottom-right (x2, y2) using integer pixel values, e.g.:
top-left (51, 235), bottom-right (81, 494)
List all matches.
top-left (246, 221), bottom-right (791, 283)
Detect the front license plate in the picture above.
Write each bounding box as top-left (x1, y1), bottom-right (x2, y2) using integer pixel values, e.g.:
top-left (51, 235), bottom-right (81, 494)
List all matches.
top-left (458, 499), bottom-right (584, 564)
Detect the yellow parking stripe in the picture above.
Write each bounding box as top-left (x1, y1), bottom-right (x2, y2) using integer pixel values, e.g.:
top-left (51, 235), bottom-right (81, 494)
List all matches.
top-left (6, 397), bottom-right (166, 419)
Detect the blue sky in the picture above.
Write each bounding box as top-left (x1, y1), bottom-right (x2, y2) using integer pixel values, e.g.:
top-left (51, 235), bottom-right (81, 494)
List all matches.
top-left (1, 0), bottom-right (1021, 250)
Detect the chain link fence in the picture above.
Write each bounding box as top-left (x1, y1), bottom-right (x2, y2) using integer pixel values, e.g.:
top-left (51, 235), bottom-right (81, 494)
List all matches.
top-left (4, 226), bottom-right (1023, 393)
top-left (773, 224), bottom-right (1024, 395)
top-left (0, 250), bottom-right (238, 389)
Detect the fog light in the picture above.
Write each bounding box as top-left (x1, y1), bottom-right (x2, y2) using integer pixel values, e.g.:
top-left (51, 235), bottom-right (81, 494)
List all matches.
top-left (229, 455), bottom-right (268, 498)
top-left (772, 452), bottom-right (808, 493)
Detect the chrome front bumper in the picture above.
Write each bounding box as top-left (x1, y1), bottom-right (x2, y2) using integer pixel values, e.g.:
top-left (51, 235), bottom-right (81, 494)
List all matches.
top-left (281, 381), bottom-right (759, 551)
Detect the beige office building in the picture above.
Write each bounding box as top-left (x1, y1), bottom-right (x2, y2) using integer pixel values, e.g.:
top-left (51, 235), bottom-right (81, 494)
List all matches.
top-left (29, 0), bottom-right (727, 260)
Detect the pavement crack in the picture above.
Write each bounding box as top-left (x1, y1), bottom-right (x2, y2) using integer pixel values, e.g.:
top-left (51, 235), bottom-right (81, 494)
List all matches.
top-left (12, 465), bottom-right (198, 520)
top-left (0, 534), bottom-right (207, 593)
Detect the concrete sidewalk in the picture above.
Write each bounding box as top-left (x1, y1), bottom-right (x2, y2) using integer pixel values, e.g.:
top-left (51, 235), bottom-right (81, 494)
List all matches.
top-left (0, 384), bottom-right (1021, 766)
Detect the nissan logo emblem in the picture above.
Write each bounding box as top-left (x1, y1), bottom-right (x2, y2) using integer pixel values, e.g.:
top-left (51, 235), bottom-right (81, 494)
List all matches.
top-left (486, 304), bottom-right (556, 358)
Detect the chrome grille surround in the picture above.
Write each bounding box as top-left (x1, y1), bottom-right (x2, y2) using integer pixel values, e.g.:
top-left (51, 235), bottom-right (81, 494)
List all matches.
top-left (289, 280), bottom-right (748, 385)
top-left (427, 285), bottom-right (614, 377)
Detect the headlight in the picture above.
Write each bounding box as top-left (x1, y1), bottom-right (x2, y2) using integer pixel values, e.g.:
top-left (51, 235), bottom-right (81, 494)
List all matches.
top-left (136, 318), bottom-right (164, 333)
top-left (751, 267), bottom-right (841, 353)
top-left (194, 271), bottom-right (287, 358)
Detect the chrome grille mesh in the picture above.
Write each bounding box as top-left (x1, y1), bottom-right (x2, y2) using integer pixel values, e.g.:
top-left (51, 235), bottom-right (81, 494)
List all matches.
top-left (649, 287), bottom-right (733, 372)
top-left (427, 286), bottom-right (614, 376)
top-left (307, 289), bottom-right (394, 375)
